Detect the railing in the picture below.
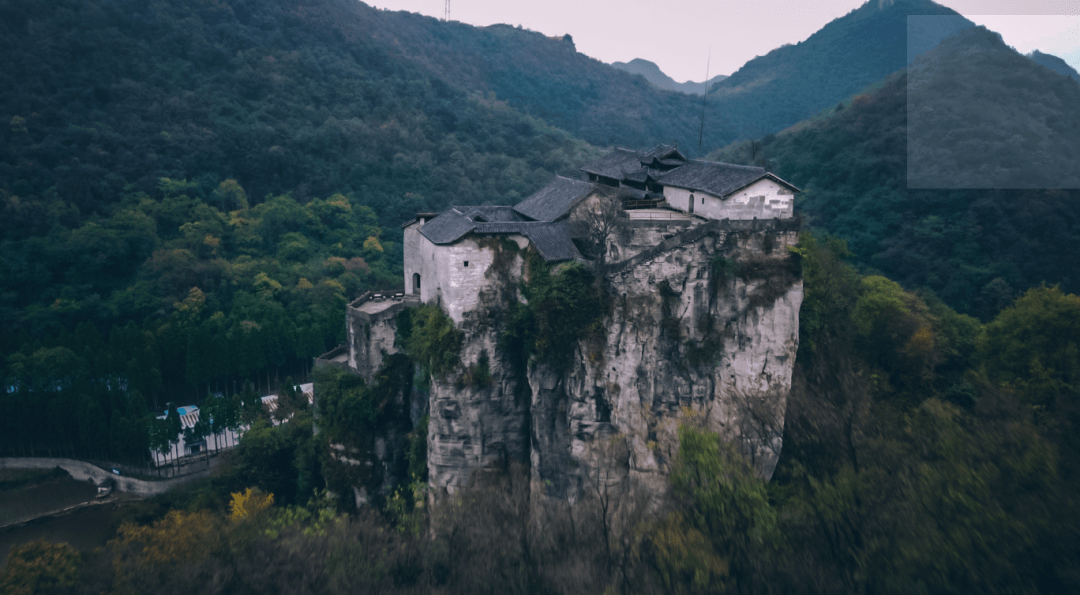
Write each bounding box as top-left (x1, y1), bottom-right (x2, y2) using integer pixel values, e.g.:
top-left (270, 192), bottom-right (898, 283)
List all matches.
top-left (627, 210), bottom-right (692, 220)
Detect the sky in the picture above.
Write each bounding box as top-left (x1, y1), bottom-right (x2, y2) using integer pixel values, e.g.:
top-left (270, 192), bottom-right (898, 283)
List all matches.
top-left (364, 0), bottom-right (1080, 82)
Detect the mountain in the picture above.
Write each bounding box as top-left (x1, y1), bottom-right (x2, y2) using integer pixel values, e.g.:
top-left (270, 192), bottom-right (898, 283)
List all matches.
top-left (1028, 49), bottom-right (1080, 83)
top-left (0, 0), bottom-right (597, 381)
top-left (710, 27), bottom-right (1080, 320)
top-left (705, 0), bottom-right (974, 138)
top-left (0, 0), bottom-right (596, 231)
top-left (610, 58), bottom-right (727, 95)
top-left (340, 0), bottom-right (978, 150)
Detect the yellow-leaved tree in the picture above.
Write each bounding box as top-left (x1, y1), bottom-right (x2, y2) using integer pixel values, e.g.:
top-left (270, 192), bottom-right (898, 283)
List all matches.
top-left (230, 487), bottom-right (275, 521)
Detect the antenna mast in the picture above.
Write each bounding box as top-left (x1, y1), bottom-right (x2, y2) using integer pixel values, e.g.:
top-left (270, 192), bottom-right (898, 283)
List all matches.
top-left (698, 49), bottom-right (710, 151)
top-left (444, 0), bottom-right (450, 21)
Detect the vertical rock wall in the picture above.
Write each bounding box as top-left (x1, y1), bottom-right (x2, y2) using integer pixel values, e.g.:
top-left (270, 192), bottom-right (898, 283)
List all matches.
top-left (344, 221), bottom-right (803, 508)
top-left (530, 223), bottom-right (802, 505)
top-left (426, 241), bottom-right (533, 495)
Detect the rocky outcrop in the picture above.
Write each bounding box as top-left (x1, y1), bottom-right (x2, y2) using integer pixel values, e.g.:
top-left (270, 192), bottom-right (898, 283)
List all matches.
top-left (430, 219), bottom-right (802, 504)
top-left (426, 243), bottom-right (532, 495)
top-left (337, 219), bottom-right (802, 507)
top-left (530, 222), bottom-right (801, 504)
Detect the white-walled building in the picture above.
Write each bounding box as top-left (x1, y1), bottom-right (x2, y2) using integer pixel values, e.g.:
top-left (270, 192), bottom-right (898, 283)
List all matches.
top-left (401, 145), bottom-right (800, 322)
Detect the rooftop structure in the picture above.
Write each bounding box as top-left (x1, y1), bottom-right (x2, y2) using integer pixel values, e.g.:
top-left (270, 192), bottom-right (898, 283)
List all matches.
top-left (402, 144), bottom-right (800, 322)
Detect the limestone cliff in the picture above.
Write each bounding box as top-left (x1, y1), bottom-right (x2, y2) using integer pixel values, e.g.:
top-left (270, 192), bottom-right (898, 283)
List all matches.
top-left (426, 219), bottom-right (802, 502)
top-left (325, 219), bottom-right (802, 506)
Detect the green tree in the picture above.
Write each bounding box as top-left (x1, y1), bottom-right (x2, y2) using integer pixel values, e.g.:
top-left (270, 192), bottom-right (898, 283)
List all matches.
top-left (667, 426), bottom-right (780, 591)
top-left (0, 540), bottom-right (81, 595)
top-left (980, 286), bottom-right (1080, 411)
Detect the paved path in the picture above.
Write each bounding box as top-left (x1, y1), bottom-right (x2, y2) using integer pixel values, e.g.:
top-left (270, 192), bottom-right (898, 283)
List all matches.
top-left (0, 457), bottom-right (215, 497)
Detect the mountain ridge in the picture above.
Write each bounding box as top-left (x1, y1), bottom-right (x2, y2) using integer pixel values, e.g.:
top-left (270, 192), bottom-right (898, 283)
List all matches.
top-left (710, 25), bottom-right (1080, 319)
top-left (610, 58), bottom-right (727, 95)
top-left (340, 0), bottom-right (978, 149)
top-left (1027, 49), bottom-right (1080, 83)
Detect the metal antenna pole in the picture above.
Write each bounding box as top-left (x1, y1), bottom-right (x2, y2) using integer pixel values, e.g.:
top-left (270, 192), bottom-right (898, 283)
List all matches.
top-left (445, 0), bottom-right (450, 21)
top-left (698, 49), bottom-right (711, 152)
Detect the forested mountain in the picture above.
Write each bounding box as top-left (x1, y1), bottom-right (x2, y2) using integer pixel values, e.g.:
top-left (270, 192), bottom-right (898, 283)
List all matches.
top-left (609, 58), bottom-right (727, 95)
top-left (711, 27), bottom-right (1080, 321)
top-left (329, 0), bottom-right (975, 150)
top-left (701, 0), bottom-right (973, 138)
top-left (0, 0), bottom-right (594, 453)
top-left (1028, 49), bottom-right (1080, 83)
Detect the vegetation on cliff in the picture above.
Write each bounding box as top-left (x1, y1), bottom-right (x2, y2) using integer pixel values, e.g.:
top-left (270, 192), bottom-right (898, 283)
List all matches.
top-left (499, 253), bottom-right (606, 371)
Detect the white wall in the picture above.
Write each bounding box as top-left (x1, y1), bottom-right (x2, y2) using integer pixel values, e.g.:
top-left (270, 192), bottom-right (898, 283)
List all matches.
top-left (404, 227), bottom-right (529, 323)
top-left (403, 222), bottom-right (426, 295)
top-left (663, 178), bottom-right (795, 220)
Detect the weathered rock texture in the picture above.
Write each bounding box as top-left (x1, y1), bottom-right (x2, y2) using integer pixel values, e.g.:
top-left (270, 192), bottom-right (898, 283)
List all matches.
top-left (427, 241), bottom-right (533, 494)
top-left (530, 219), bottom-right (801, 504)
top-left (332, 218), bottom-right (802, 506)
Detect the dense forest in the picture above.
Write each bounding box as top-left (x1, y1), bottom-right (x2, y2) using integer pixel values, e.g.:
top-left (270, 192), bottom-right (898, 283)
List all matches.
top-left (711, 30), bottom-right (1080, 321)
top-left (2, 0), bottom-right (1079, 592)
top-left (4, 231), bottom-right (1078, 594)
top-left (0, 0), bottom-right (594, 457)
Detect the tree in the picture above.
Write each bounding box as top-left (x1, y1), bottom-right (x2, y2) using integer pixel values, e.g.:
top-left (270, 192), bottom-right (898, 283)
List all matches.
top-left (229, 487), bottom-right (275, 521)
top-left (667, 426), bottom-right (780, 590)
top-left (570, 191), bottom-right (628, 266)
top-left (980, 286), bottom-right (1080, 409)
top-left (0, 540), bottom-right (81, 595)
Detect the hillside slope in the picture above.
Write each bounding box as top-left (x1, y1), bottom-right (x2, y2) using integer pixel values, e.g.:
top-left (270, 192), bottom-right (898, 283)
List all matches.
top-left (711, 28), bottom-right (1080, 320)
top-left (341, 0), bottom-right (974, 151)
top-left (0, 0), bottom-right (596, 400)
top-left (706, 0), bottom-right (973, 138)
top-left (0, 0), bottom-right (594, 232)
top-left (610, 58), bottom-right (727, 95)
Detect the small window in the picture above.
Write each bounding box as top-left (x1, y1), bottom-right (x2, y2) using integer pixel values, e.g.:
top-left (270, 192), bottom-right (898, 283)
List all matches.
top-left (463, 261), bottom-right (469, 267)
top-left (701, 196), bottom-right (704, 204)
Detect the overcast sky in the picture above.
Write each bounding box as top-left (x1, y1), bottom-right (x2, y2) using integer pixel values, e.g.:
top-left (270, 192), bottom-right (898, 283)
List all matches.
top-left (365, 0), bottom-right (1080, 82)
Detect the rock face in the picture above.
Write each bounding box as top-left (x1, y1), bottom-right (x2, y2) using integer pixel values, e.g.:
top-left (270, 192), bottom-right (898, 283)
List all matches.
top-left (425, 241), bottom-right (534, 494)
top-left (429, 219), bottom-right (802, 503)
top-left (333, 218), bottom-right (802, 506)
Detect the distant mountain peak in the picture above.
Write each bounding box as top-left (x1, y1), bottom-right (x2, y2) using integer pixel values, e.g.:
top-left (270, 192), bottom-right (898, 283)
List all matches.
top-left (610, 59), bottom-right (727, 96)
top-left (1027, 49), bottom-right (1080, 83)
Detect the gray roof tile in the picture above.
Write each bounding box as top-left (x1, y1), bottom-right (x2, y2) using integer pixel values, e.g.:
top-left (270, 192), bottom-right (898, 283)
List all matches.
top-left (418, 210), bottom-right (581, 262)
top-left (521, 222), bottom-right (582, 262)
top-left (453, 205), bottom-right (527, 222)
top-left (658, 160), bottom-right (800, 197)
top-left (512, 176), bottom-right (595, 222)
top-left (417, 210), bottom-right (477, 244)
top-left (580, 149), bottom-right (644, 180)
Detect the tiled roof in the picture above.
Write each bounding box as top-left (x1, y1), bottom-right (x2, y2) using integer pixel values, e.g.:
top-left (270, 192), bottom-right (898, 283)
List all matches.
top-left (453, 205), bottom-right (527, 222)
top-left (622, 167), bottom-right (663, 183)
top-left (640, 143), bottom-right (686, 163)
top-left (580, 146), bottom-right (797, 198)
top-left (512, 175), bottom-right (595, 222)
top-left (657, 160), bottom-right (800, 197)
top-left (418, 210), bottom-right (476, 244)
top-left (418, 208), bottom-right (581, 262)
top-left (580, 149), bottom-right (645, 180)
top-left (521, 222), bottom-right (581, 262)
